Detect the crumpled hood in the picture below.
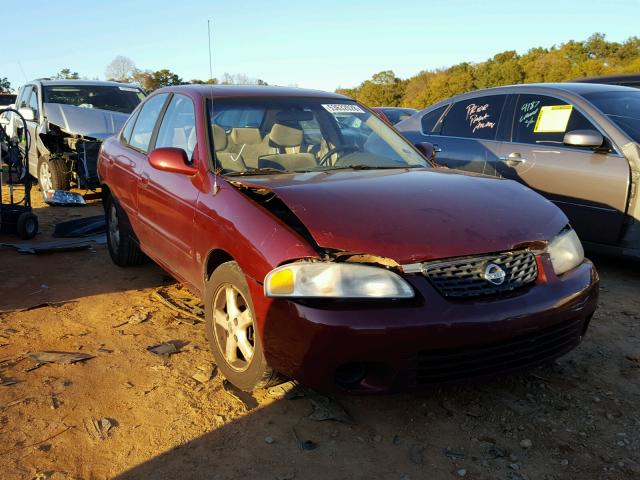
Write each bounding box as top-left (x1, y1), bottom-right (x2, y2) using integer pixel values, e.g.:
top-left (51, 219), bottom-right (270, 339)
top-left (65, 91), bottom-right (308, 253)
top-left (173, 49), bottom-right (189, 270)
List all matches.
top-left (233, 169), bottom-right (568, 264)
top-left (43, 103), bottom-right (129, 139)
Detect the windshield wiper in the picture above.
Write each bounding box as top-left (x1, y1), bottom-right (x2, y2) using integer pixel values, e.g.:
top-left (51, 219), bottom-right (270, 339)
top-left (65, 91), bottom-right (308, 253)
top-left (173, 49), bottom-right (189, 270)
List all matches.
top-left (224, 167), bottom-right (288, 176)
top-left (318, 164), bottom-right (424, 171)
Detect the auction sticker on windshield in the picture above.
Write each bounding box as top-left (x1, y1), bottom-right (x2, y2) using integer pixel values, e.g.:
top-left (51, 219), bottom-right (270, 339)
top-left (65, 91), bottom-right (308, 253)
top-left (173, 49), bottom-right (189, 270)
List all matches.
top-left (322, 104), bottom-right (365, 114)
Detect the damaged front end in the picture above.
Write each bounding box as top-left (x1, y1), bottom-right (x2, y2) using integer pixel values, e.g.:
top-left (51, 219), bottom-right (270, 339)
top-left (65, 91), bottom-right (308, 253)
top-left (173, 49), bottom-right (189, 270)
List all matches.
top-left (38, 103), bottom-right (129, 189)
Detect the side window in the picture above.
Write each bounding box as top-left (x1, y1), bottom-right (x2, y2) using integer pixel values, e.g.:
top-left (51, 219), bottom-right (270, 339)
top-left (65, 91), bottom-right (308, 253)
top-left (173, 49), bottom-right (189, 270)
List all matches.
top-left (441, 95), bottom-right (506, 140)
top-left (27, 87), bottom-right (39, 117)
top-left (121, 108), bottom-right (140, 144)
top-left (129, 94), bottom-right (169, 153)
top-left (16, 87), bottom-right (31, 109)
top-left (421, 105), bottom-right (448, 135)
top-left (513, 94), bottom-right (597, 146)
top-left (155, 94), bottom-right (197, 161)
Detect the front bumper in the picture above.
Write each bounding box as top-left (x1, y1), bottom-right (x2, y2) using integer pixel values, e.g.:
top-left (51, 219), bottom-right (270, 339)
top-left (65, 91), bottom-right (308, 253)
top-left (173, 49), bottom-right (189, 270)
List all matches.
top-left (248, 255), bottom-right (599, 393)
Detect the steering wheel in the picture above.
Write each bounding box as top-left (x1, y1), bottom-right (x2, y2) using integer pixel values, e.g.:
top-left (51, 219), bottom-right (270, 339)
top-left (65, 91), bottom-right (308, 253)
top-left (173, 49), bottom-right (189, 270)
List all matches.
top-left (319, 145), bottom-right (359, 166)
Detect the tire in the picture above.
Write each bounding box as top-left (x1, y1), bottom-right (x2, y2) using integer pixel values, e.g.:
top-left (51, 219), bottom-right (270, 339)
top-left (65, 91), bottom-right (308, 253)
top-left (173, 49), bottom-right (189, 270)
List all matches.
top-left (105, 195), bottom-right (146, 266)
top-left (38, 156), bottom-right (70, 191)
top-left (205, 261), bottom-right (279, 391)
top-left (16, 212), bottom-right (38, 239)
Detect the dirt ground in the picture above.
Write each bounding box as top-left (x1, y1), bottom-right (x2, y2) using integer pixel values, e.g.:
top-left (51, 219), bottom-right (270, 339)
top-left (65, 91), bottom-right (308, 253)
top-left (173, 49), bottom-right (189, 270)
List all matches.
top-left (1, 188), bottom-right (639, 480)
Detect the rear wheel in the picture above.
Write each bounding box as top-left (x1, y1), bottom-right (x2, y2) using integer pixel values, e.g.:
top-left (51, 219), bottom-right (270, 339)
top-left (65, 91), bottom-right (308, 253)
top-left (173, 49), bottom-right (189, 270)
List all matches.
top-left (105, 195), bottom-right (146, 266)
top-left (205, 261), bottom-right (279, 391)
top-left (38, 156), bottom-right (70, 191)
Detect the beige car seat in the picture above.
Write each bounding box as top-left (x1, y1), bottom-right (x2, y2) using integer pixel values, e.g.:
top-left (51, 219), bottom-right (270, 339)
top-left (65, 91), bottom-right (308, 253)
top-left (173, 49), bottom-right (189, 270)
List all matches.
top-left (212, 125), bottom-right (246, 172)
top-left (259, 123), bottom-right (317, 171)
top-left (228, 128), bottom-right (268, 169)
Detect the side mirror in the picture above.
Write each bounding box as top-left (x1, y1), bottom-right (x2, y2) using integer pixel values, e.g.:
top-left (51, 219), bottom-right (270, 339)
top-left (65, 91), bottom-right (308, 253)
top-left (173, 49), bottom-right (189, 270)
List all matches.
top-left (414, 142), bottom-right (435, 161)
top-left (148, 147), bottom-right (197, 175)
top-left (563, 129), bottom-right (604, 148)
top-left (18, 107), bottom-right (35, 122)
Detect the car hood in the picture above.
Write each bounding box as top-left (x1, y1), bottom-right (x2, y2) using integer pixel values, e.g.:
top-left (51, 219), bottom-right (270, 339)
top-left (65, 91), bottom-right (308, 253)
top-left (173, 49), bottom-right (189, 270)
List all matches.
top-left (43, 103), bottom-right (129, 139)
top-left (231, 169), bottom-right (568, 264)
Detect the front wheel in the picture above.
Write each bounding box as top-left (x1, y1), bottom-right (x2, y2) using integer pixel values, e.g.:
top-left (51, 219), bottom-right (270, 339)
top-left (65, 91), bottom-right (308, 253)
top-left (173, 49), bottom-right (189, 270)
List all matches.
top-left (205, 261), bottom-right (279, 391)
top-left (38, 156), bottom-right (70, 191)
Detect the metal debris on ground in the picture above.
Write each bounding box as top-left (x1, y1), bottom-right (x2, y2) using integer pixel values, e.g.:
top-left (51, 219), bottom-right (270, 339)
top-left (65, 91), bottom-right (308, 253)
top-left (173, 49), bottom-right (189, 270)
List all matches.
top-left (146, 341), bottom-right (182, 357)
top-left (307, 394), bottom-right (353, 424)
top-left (86, 417), bottom-right (116, 440)
top-left (112, 308), bottom-right (152, 327)
top-left (54, 215), bottom-right (105, 238)
top-left (192, 365), bottom-right (217, 384)
top-left (152, 285), bottom-right (204, 322)
top-left (0, 376), bottom-right (18, 386)
top-left (1, 235), bottom-right (106, 254)
top-left (26, 351), bottom-right (94, 370)
top-left (444, 448), bottom-right (466, 460)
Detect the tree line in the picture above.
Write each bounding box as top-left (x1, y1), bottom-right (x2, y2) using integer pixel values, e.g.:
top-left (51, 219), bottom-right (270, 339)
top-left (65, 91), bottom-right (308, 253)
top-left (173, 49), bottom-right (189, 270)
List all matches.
top-left (336, 33), bottom-right (640, 109)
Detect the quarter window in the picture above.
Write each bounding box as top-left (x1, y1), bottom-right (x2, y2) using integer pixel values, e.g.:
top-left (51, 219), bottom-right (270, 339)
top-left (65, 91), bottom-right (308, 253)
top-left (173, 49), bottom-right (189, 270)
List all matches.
top-left (155, 94), bottom-right (197, 161)
top-left (421, 105), bottom-right (448, 135)
top-left (441, 95), bottom-right (506, 140)
top-left (513, 94), bottom-right (597, 146)
top-left (128, 94), bottom-right (169, 153)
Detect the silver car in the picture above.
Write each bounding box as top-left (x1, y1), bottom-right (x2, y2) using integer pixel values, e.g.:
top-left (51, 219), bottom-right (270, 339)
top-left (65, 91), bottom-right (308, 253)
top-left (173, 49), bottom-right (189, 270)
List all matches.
top-left (6, 79), bottom-right (145, 190)
top-left (397, 83), bottom-right (640, 259)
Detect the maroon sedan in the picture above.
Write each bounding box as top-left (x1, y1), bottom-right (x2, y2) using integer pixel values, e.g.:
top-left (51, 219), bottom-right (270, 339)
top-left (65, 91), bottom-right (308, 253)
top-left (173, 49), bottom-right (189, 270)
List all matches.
top-left (98, 85), bottom-right (598, 393)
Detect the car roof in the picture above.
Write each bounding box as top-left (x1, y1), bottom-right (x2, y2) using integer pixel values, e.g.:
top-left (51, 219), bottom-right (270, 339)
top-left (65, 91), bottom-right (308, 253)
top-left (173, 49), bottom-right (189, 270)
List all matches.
top-left (426, 82), bottom-right (638, 109)
top-left (154, 84), bottom-right (350, 100)
top-left (32, 79), bottom-right (142, 88)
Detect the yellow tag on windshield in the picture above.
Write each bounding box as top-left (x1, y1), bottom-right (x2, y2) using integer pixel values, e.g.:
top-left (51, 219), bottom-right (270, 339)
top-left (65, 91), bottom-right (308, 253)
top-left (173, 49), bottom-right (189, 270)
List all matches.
top-left (533, 105), bottom-right (573, 133)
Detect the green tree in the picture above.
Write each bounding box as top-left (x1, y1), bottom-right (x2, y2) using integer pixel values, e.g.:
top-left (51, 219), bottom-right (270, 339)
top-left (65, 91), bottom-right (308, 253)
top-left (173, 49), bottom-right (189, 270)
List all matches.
top-left (0, 77), bottom-right (11, 92)
top-left (133, 69), bottom-right (183, 91)
top-left (53, 68), bottom-right (80, 80)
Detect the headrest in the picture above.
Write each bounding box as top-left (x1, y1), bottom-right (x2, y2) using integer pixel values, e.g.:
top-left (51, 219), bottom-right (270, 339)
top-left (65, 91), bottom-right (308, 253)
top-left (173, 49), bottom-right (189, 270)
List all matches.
top-left (230, 127), bottom-right (262, 145)
top-left (211, 124), bottom-right (227, 152)
top-left (269, 123), bottom-right (303, 147)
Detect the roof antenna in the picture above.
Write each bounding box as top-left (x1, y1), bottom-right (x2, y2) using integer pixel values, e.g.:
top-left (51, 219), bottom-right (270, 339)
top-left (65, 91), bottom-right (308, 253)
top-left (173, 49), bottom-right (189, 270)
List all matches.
top-left (208, 19), bottom-right (219, 195)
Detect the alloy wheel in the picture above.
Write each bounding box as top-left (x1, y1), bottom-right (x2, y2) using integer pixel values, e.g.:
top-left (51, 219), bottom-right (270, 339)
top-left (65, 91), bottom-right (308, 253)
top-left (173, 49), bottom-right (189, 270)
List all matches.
top-left (213, 284), bottom-right (255, 372)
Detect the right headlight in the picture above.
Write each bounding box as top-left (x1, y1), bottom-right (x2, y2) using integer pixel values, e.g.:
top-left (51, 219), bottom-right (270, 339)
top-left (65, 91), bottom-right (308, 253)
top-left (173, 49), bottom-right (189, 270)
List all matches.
top-left (546, 227), bottom-right (584, 275)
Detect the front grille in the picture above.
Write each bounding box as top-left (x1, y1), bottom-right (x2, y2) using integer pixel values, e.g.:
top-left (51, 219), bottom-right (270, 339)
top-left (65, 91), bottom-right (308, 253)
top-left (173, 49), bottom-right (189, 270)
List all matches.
top-left (422, 250), bottom-right (537, 298)
top-left (414, 318), bottom-right (584, 384)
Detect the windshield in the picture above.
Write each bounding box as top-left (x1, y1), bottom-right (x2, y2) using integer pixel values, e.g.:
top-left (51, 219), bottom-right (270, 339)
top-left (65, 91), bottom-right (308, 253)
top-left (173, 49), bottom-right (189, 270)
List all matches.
top-left (207, 98), bottom-right (428, 175)
top-left (43, 85), bottom-right (146, 114)
top-left (0, 94), bottom-right (16, 106)
top-left (583, 90), bottom-right (640, 143)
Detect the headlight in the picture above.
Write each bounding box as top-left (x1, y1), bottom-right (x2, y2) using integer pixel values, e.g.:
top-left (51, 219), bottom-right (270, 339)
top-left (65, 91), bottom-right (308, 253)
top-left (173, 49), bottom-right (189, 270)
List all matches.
top-left (546, 228), bottom-right (584, 275)
top-left (264, 262), bottom-right (414, 299)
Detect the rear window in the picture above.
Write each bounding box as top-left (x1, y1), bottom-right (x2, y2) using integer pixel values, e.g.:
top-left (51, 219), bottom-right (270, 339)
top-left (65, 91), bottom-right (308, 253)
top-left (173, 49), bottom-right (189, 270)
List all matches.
top-left (441, 95), bottom-right (506, 140)
top-left (43, 85), bottom-right (145, 114)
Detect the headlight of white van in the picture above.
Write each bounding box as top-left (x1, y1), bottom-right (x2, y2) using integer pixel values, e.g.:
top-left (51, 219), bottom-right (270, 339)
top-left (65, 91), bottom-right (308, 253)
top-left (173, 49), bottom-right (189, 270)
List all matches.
top-left (546, 228), bottom-right (584, 275)
top-left (264, 262), bottom-right (414, 299)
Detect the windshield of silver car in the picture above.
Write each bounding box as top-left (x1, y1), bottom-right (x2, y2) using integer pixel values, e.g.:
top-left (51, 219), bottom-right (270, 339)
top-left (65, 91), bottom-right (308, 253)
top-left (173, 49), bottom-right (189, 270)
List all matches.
top-left (43, 85), bottom-right (146, 114)
top-left (207, 99), bottom-right (429, 175)
top-left (583, 90), bottom-right (640, 143)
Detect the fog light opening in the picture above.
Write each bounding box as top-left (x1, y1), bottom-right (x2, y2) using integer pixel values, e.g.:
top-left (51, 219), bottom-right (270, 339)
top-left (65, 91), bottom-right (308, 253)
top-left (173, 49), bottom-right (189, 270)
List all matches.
top-left (335, 362), bottom-right (367, 388)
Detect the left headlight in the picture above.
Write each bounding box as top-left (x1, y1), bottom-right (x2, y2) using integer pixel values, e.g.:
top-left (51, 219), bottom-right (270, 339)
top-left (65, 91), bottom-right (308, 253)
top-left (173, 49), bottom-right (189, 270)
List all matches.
top-left (264, 262), bottom-right (415, 299)
top-left (546, 227), bottom-right (584, 275)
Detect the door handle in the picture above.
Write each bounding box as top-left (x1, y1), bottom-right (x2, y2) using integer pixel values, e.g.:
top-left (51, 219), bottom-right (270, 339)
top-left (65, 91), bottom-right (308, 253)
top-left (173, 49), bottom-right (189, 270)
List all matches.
top-left (499, 152), bottom-right (526, 166)
top-left (433, 144), bottom-right (442, 153)
top-left (140, 172), bottom-right (150, 186)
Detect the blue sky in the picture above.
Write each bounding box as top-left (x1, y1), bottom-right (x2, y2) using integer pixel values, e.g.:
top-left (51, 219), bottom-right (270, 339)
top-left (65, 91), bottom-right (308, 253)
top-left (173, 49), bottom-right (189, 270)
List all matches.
top-left (2, 0), bottom-right (639, 92)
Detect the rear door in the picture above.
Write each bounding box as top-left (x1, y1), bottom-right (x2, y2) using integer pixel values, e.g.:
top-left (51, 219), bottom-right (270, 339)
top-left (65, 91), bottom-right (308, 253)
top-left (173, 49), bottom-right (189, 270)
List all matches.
top-left (13, 85), bottom-right (41, 176)
top-left (498, 93), bottom-right (629, 245)
top-left (425, 94), bottom-right (510, 176)
top-left (137, 93), bottom-right (200, 282)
